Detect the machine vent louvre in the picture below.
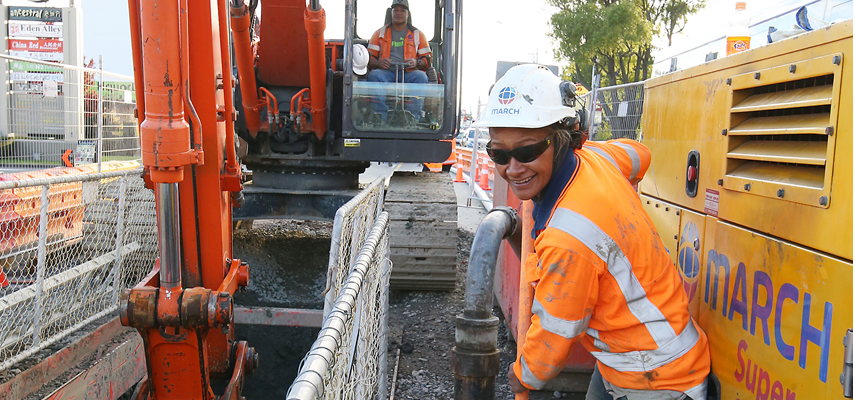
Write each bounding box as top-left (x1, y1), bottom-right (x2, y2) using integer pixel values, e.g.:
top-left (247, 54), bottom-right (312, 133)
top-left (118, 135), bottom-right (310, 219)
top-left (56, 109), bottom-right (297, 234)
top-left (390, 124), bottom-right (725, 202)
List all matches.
top-left (724, 55), bottom-right (842, 207)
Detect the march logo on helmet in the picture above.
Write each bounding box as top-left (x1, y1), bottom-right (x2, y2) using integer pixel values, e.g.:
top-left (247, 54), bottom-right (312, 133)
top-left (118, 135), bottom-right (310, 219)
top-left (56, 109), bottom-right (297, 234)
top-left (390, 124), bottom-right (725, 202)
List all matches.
top-left (498, 86), bottom-right (517, 105)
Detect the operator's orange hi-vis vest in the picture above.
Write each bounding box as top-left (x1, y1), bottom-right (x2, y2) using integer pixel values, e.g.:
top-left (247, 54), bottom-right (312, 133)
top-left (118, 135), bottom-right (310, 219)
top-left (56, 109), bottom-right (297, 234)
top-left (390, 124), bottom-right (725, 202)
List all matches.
top-left (367, 25), bottom-right (432, 72)
top-left (515, 139), bottom-right (710, 399)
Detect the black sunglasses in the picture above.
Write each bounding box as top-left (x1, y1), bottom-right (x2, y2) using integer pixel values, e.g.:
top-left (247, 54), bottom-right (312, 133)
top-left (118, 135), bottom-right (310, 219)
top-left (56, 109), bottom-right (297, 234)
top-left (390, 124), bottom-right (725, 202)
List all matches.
top-left (486, 134), bottom-right (554, 165)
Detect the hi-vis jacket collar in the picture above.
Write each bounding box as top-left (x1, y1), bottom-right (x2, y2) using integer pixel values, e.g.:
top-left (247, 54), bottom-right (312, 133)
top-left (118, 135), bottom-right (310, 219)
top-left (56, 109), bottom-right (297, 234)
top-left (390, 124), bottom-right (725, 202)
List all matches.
top-left (532, 152), bottom-right (578, 238)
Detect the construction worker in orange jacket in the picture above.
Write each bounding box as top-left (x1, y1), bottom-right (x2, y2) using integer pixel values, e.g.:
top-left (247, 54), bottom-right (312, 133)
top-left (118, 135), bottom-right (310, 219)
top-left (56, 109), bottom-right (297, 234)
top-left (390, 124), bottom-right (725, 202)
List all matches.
top-left (366, 0), bottom-right (432, 121)
top-left (472, 64), bottom-right (711, 399)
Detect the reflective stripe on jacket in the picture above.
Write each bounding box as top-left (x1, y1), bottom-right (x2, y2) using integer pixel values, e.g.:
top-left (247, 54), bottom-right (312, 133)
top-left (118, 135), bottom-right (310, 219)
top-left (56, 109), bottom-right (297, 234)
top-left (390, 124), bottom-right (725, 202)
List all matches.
top-left (514, 139), bottom-right (710, 396)
top-left (367, 25), bottom-right (432, 72)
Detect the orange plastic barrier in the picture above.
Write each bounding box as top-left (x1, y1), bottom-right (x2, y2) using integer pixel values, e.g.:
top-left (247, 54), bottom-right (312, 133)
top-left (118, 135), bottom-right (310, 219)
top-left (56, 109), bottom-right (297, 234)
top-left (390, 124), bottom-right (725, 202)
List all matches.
top-left (0, 166), bottom-right (91, 257)
top-left (0, 160), bottom-right (138, 284)
top-left (455, 147), bottom-right (494, 190)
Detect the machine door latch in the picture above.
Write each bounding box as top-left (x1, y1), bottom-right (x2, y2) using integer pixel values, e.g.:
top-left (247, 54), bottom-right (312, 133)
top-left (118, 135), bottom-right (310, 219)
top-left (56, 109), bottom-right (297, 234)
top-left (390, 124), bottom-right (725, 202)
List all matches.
top-left (685, 150), bottom-right (700, 198)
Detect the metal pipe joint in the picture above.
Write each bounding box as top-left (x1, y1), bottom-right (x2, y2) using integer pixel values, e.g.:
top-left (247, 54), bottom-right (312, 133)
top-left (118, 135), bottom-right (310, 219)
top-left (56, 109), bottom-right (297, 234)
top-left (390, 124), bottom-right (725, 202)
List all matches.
top-left (453, 207), bottom-right (520, 400)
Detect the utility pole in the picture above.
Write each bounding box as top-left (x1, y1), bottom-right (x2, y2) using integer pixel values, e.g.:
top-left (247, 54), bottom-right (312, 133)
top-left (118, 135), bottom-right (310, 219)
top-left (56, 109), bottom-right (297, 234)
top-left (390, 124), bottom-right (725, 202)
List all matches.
top-left (589, 58), bottom-right (600, 138)
top-left (477, 96), bottom-right (481, 119)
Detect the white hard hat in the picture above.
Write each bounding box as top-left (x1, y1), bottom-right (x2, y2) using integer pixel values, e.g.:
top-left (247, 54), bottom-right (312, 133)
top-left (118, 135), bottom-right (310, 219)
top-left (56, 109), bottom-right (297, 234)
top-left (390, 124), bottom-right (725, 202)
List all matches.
top-left (353, 44), bottom-right (369, 76)
top-left (473, 64), bottom-right (578, 129)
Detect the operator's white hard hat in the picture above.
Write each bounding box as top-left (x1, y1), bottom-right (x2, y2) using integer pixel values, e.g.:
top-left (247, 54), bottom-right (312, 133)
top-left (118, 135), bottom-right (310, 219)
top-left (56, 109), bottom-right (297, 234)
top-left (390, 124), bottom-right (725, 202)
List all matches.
top-left (473, 64), bottom-right (578, 129)
top-left (353, 44), bottom-right (369, 76)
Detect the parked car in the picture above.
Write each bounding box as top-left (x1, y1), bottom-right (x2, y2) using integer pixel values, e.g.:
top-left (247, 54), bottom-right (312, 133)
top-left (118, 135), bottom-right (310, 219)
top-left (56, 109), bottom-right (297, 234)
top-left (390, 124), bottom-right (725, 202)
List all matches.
top-left (462, 127), bottom-right (489, 149)
top-left (456, 130), bottom-right (468, 146)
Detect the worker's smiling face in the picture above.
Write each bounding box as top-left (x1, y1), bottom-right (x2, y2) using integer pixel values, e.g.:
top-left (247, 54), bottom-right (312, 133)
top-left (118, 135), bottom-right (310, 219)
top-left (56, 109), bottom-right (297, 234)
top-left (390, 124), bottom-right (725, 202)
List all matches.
top-left (391, 5), bottom-right (408, 25)
top-left (489, 127), bottom-right (554, 201)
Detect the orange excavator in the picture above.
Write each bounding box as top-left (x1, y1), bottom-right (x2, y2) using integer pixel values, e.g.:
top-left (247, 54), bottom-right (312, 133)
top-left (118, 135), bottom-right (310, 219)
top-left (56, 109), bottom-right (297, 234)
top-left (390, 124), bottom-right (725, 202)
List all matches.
top-left (122, 0), bottom-right (462, 397)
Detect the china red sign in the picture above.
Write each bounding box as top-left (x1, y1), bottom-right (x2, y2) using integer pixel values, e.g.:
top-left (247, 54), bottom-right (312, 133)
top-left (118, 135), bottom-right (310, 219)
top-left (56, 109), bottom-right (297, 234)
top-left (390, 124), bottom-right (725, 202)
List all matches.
top-left (8, 39), bottom-right (62, 52)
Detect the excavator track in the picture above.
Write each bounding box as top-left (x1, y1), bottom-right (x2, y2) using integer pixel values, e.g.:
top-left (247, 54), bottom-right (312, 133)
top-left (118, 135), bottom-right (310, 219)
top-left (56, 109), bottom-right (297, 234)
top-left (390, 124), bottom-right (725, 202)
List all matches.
top-left (386, 171), bottom-right (458, 291)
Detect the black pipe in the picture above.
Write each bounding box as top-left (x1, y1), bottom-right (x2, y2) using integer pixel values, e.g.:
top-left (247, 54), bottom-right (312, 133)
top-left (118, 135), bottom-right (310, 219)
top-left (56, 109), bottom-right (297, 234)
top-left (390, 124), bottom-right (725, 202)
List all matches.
top-left (453, 207), bottom-right (519, 400)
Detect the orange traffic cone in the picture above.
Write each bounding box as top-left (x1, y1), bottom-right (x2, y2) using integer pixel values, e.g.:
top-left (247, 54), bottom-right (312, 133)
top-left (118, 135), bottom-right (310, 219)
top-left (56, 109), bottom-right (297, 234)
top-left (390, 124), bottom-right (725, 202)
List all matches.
top-left (479, 157), bottom-right (491, 191)
top-left (473, 155), bottom-right (481, 183)
top-left (453, 154), bottom-right (465, 182)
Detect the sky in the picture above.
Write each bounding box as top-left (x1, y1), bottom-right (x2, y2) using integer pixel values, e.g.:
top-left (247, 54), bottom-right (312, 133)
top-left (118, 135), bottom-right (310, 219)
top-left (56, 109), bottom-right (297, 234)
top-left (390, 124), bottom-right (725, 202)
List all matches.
top-left (4, 0), bottom-right (846, 117)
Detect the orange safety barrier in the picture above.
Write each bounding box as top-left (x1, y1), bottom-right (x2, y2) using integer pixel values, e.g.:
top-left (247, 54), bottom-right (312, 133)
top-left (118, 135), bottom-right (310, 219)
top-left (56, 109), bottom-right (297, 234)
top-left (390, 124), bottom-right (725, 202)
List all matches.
top-left (0, 160), bottom-right (139, 284)
top-left (455, 146), bottom-right (495, 189)
top-left (0, 162), bottom-right (139, 275)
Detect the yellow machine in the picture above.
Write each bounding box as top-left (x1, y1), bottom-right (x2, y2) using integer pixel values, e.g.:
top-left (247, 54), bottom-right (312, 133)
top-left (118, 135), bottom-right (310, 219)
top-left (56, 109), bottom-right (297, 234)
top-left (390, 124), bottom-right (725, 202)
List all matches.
top-left (639, 21), bottom-right (852, 399)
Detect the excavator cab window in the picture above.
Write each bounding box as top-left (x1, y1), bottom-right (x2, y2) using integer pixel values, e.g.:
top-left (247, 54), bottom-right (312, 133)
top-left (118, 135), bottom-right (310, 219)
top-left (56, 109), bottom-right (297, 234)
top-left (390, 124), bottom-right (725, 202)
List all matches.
top-left (349, 0), bottom-right (445, 133)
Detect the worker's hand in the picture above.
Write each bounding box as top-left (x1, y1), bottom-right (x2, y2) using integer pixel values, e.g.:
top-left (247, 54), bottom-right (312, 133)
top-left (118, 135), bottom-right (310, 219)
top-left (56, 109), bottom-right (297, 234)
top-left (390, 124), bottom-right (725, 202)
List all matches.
top-left (404, 58), bottom-right (417, 70)
top-left (379, 58), bottom-right (391, 70)
top-left (508, 363), bottom-right (527, 393)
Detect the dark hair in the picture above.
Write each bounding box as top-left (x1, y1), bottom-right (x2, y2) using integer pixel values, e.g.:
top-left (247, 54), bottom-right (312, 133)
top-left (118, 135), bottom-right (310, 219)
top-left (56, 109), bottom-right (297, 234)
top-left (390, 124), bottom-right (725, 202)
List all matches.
top-left (549, 121), bottom-right (586, 165)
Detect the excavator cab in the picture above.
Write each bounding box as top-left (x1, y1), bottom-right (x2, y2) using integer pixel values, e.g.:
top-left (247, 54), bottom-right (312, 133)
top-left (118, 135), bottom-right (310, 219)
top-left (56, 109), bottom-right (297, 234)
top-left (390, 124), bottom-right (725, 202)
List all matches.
top-left (347, 4), bottom-right (445, 134)
top-left (230, 0), bottom-right (461, 220)
top-left (234, 0), bottom-right (459, 168)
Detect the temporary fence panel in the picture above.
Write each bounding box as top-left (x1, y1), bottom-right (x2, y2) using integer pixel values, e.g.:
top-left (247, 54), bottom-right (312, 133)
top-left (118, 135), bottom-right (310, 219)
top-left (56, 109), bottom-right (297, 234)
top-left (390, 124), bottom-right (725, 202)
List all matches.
top-left (0, 168), bottom-right (157, 372)
top-left (323, 177), bottom-right (385, 317)
top-left (290, 211), bottom-right (392, 400)
top-left (1, 54), bottom-right (140, 171)
top-left (586, 81), bottom-right (645, 141)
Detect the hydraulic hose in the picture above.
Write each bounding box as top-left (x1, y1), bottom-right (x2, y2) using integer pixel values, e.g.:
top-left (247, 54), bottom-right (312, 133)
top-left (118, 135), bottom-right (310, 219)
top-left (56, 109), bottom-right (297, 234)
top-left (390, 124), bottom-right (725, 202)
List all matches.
top-left (453, 207), bottom-right (520, 400)
top-left (231, 0), bottom-right (261, 136)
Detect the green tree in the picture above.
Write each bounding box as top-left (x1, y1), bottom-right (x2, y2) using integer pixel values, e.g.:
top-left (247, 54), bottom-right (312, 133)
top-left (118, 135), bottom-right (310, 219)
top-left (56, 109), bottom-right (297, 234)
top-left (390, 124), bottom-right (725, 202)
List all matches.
top-left (550, 0), bottom-right (705, 88)
top-left (551, 0), bottom-right (703, 140)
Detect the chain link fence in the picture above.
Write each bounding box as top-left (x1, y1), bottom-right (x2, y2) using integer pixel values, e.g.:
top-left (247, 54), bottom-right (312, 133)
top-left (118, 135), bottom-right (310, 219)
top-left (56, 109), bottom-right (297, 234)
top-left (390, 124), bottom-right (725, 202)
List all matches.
top-left (323, 177), bottom-right (385, 317)
top-left (289, 179), bottom-right (391, 400)
top-left (0, 167), bottom-right (156, 372)
top-left (0, 54), bottom-right (140, 171)
top-left (580, 81), bottom-right (645, 141)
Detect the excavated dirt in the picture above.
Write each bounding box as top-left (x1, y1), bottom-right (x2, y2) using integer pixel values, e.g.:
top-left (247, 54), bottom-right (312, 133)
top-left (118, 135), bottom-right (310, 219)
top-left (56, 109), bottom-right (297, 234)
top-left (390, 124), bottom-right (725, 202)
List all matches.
top-left (231, 219), bottom-right (333, 399)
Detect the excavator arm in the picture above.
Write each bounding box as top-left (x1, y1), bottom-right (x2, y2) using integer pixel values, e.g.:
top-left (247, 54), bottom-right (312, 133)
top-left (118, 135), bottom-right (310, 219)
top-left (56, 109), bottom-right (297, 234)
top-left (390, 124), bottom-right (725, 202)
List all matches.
top-left (122, 0), bottom-right (253, 398)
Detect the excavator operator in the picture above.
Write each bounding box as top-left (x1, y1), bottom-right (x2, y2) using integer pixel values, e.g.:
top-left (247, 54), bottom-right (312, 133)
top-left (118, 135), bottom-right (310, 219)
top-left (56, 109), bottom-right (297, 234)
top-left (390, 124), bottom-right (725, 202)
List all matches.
top-left (473, 64), bottom-right (711, 400)
top-left (366, 0), bottom-right (432, 121)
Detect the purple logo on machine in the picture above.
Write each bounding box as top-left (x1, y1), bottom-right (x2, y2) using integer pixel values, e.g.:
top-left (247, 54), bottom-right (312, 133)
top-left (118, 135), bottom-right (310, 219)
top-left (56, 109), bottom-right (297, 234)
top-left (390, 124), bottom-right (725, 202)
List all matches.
top-left (678, 222), bottom-right (700, 300)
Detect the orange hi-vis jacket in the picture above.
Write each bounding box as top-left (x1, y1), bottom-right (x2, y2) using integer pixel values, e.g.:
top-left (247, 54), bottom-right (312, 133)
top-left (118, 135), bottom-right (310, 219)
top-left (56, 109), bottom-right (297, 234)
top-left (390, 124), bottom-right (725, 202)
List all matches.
top-left (367, 25), bottom-right (432, 72)
top-left (514, 139), bottom-right (710, 399)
